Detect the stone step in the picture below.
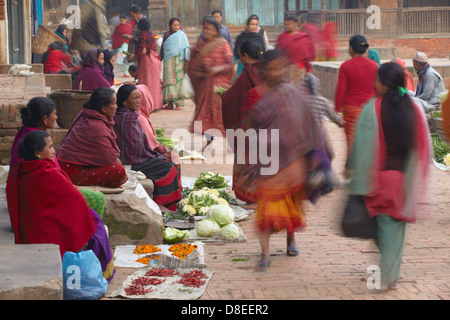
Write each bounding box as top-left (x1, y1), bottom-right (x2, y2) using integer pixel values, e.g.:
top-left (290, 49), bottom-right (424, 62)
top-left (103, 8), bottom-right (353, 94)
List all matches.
top-left (0, 244), bottom-right (63, 300)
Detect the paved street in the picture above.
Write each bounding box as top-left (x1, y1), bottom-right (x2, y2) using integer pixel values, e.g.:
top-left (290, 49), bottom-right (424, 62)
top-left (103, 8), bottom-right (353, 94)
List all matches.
top-left (105, 99), bottom-right (450, 300)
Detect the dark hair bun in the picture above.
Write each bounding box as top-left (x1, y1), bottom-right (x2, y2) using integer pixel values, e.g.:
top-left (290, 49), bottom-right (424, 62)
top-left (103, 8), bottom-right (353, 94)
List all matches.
top-left (349, 34), bottom-right (369, 54)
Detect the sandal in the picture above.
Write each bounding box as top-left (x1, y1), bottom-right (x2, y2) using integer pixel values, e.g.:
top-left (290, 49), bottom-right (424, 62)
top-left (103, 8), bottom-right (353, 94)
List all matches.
top-left (254, 260), bottom-right (270, 272)
top-left (287, 246), bottom-right (300, 256)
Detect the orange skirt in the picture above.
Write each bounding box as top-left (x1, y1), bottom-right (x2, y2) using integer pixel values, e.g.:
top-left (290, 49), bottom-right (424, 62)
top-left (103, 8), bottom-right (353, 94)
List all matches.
top-left (256, 190), bottom-right (306, 234)
top-left (255, 157), bottom-right (308, 234)
top-left (343, 105), bottom-right (364, 159)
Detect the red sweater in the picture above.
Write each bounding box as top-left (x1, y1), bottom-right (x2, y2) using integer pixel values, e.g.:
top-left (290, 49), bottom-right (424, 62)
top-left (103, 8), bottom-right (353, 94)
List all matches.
top-left (334, 56), bottom-right (378, 112)
top-left (43, 50), bottom-right (73, 74)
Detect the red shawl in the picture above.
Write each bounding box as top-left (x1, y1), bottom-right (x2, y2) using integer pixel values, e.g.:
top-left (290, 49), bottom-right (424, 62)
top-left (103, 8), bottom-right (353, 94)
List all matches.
top-left (136, 30), bottom-right (157, 57)
top-left (222, 62), bottom-right (263, 130)
top-left (44, 50), bottom-right (73, 74)
top-left (276, 31), bottom-right (316, 71)
top-left (112, 23), bottom-right (132, 49)
top-left (392, 58), bottom-right (416, 92)
top-left (57, 108), bottom-right (120, 166)
top-left (6, 159), bottom-right (96, 257)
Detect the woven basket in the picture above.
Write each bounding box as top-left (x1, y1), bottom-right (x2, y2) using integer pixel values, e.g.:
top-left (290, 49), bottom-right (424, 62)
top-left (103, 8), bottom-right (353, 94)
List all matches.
top-left (32, 25), bottom-right (65, 54)
top-left (49, 90), bottom-right (93, 129)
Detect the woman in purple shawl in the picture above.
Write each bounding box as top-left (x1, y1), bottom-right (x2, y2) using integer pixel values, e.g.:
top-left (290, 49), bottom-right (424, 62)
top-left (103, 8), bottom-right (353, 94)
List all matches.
top-left (74, 48), bottom-right (111, 91)
top-left (103, 49), bottom-right (116, 86)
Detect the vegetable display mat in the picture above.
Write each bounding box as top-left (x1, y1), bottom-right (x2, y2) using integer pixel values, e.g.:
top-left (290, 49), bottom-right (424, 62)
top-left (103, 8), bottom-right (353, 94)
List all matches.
top-left (107, 264), bottom-right (214, 300)
top-left (113, 243), bottom-right (205, 268)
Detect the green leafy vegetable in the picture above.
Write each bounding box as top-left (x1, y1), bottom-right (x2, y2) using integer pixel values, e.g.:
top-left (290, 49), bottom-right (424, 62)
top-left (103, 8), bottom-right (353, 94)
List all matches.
top-left (164, 227), bottom-right (191, 243)
top-left (431, 133), bottom-right (450, 164)
top-left (193, 171), bottom-right (229, 189)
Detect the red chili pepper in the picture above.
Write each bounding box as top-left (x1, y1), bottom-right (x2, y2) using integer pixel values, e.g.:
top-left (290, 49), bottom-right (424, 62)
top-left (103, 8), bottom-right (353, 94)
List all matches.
top-left (145, 268), bottom-right (179, 277)
top-left (132, 276), bottom-right (166, 286)
top-left (124, 284), bottom-right (153, 295)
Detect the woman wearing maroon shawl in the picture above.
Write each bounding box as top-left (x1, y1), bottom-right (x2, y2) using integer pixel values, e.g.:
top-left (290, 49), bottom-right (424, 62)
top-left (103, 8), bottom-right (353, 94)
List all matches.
top-left (114, 84), bottom-right (182, 211)
top-left (103, 49), bottom-right (116, 86)
top-left (74, 48), bottom-right (111, 91)
top-left (221, 40), bottom-right (263, 203)
top-left (10, 97), bottom-right (58, 172)
top-left (6, 130), bottom-right (115, 281)
top-left (136, 18), bottom-right (163, 110)
top-left (276, 16), bottom-right (316, 87)
top-left (112, 14), bottom-right (132, 50)
top-left (57, 88), bottom-right (127, 188)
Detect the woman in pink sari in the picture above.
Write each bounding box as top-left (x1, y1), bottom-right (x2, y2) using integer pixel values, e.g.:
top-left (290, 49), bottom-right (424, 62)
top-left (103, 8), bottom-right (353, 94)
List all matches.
top-left (136, 18), bottom-right (163, 110)
top-left (136, 84), bottom-right (182, 186)
top-left (187, 15), bottom-right (234, 149)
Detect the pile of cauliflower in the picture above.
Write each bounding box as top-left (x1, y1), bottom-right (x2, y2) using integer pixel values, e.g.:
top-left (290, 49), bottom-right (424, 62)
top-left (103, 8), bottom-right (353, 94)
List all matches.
top-left (179, 187), bottom-right (229, 216)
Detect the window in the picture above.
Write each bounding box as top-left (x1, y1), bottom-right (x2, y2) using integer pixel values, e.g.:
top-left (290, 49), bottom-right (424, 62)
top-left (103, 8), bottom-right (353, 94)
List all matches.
top-left (43, 0), bottom-right (61, 10)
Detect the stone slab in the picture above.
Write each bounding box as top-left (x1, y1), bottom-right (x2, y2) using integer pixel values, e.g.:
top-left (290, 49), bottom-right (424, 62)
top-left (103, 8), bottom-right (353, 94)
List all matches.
top-left (0, 244), bottom-right (63, 300)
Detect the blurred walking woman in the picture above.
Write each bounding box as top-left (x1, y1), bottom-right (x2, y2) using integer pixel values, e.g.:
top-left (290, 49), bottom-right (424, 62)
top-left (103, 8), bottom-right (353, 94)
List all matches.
top-left (136, 18), bottom-right (163, 110)
top-left (349, 62), bottom-right (431, 291)
top-left (334, 35), bottom-right (378, 174)
top-left (6, 131), bottom-right (115, 281)
top-left (239, 50), bottom-right (318, 271)
top-left (221, 40), bottom-right (263, 203)
top-left (161, 17), bottom-right (190, 110)
top-left (187, 15), bottom-right (234, 147)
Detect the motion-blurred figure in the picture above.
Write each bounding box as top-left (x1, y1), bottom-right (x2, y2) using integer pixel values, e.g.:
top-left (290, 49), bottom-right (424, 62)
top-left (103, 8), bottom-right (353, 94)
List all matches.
top-left (276, 16), bottom-right (316, 86)
top-left (348, 62), bottom-right (431, 292)
top-left (71, 0), bottom-right (108, 57)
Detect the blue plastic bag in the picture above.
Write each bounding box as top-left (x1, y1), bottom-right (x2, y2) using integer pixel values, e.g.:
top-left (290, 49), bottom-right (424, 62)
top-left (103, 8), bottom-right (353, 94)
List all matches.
top-left (62, 250), bottom-right (108, 300)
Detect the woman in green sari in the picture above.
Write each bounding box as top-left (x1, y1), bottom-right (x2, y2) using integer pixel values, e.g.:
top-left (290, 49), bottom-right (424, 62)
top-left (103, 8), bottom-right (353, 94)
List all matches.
top-left (161, 18), bottom-right (190, 110)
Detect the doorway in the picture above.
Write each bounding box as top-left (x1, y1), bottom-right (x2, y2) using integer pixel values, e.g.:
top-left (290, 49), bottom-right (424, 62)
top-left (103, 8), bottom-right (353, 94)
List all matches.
top-left (7, 0), bottom-right (25, 64)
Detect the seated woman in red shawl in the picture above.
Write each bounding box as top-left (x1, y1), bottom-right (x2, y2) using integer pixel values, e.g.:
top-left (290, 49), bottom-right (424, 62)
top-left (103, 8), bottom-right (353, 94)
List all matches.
top-left (10, 97), bottom-right (59, 171)
top-left (6, 130), bottom-right (115, 281)
top-left (276, 16), bottom-right (316, 86)
top-left (74, 48), bottom-right (111, 91)
top-left (57, 87), bottom-right (127, 188)
top-left (221, 40), bottom-right (263, 203)
top-left (114, 84), bottom-right (182, 211)
top-left (43, 41), bottom-right (74, 74)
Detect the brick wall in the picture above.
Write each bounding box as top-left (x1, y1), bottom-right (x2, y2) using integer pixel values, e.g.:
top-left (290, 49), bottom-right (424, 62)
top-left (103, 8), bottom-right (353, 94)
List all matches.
top-left (337, 38), bottom-right (450, 59)
top-left (0, 1), bottom-right (5, 21)
top-left (0, 74), bottom-right (48, 165)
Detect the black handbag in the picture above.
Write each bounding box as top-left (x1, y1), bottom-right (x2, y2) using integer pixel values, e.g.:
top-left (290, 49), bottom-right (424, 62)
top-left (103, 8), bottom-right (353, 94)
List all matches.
top-left (341, 195), bottom-right (378, 239)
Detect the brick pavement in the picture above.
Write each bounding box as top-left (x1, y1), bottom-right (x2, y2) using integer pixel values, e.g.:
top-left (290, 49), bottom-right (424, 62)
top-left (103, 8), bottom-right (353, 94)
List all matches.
top-left (105, 99), bottom-right (450, 301)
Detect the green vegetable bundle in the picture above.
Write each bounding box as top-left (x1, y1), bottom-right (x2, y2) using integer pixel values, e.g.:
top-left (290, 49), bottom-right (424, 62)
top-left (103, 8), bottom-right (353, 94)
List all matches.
top-left (193, 171), bottom-right (229, 189)
top-left (155, 128), bottom-right (178, 148)
top-left (431, 133), bottom-right (450, 164)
